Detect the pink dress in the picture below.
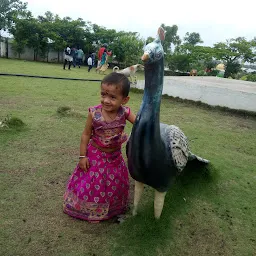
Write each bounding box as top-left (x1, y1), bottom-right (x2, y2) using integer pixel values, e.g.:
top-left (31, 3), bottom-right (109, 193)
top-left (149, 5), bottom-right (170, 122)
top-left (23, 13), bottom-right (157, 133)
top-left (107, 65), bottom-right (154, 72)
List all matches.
top-left (63, 105), bottom-right (130, 221)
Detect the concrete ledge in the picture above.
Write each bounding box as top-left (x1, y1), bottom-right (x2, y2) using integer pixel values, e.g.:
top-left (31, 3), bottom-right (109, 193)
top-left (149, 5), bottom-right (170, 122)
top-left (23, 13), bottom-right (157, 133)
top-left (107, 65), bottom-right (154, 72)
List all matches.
top-left (136, 76), bottom-right (256, 112)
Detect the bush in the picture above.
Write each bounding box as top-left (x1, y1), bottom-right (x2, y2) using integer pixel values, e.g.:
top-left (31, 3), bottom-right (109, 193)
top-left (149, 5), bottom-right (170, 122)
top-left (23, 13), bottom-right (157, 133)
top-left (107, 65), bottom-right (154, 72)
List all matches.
top-left (57, 106), bottom-right (71, 115)
top-left (240, 75), bottom-right (247, 81)
top-left (246, 74), bottom-right (256, 82)
top-left (197, 70), bottom-right (206, 76)
top-left (0, 115), bottom-right (25, 129)
top-left (207, 70), bottom-right (219, 76)
top-left (234, 72), bottom-right (247, 80)
top-left (56, 106), bottom-right (84, 118)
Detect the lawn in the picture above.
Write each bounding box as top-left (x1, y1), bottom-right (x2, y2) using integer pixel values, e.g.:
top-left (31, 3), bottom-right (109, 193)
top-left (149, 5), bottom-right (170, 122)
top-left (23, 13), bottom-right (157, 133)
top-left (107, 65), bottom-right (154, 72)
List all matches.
top-left (0, 58), bottom-right (256, 256)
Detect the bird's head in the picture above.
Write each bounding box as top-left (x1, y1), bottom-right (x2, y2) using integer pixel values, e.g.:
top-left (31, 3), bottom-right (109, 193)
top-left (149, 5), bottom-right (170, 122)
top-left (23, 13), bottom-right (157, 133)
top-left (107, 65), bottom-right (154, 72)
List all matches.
top-left (141, 27), bottom-right (165, 64)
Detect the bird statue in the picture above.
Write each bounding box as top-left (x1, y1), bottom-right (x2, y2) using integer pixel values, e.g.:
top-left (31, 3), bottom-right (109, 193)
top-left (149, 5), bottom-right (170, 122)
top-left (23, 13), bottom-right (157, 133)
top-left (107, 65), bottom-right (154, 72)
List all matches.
top-left (126, 27), bottom-right (209, 219)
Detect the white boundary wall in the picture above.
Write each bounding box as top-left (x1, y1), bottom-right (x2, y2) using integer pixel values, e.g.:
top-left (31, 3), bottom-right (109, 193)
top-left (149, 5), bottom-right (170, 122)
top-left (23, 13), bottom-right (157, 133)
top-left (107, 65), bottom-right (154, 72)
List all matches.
top-left (0, 38), bottom-right (63, 62)
top-left (136, 76), bottom-right (256, 112)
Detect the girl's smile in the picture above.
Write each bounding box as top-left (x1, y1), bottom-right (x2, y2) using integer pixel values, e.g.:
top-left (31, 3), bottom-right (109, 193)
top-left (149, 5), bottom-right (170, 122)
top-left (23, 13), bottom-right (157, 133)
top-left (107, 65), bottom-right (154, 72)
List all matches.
top-left (100, 83), bottom-right (128, 113)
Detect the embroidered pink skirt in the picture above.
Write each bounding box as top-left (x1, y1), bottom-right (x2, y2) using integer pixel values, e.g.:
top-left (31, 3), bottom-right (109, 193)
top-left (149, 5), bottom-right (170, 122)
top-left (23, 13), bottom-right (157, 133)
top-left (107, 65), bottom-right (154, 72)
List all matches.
top-left (63, 143), bottom-right (129, 221)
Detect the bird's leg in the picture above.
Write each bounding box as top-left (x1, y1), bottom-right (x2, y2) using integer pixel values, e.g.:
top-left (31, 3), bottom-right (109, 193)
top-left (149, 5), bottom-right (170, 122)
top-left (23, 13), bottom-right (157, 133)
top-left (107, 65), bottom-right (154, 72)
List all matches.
top-left (130, 76), bottom-right (134, 86)
top-left (154, 190), bottom-right (167, 219)
top-left (134, 76), bottom-right (137, 86)
top-left (133, 181), bottom-right (144, 216)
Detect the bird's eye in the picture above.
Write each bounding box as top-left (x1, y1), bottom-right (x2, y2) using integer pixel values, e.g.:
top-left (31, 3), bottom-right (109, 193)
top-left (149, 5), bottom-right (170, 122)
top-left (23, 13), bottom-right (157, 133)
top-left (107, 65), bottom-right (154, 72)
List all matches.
top-left (155, 52), bottom-right (162, 59)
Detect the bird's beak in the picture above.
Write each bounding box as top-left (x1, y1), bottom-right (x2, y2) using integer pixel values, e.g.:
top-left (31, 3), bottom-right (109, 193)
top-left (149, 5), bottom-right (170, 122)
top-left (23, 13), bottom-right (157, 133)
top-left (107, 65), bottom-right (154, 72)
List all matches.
top-left (141, 53), bottom-right (149, 62)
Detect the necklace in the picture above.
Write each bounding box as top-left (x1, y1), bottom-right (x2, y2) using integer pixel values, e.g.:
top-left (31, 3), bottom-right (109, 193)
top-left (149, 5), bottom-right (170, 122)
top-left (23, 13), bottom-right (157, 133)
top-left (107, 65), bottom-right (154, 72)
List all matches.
top-left (102, 109), bottom-right (117, 121)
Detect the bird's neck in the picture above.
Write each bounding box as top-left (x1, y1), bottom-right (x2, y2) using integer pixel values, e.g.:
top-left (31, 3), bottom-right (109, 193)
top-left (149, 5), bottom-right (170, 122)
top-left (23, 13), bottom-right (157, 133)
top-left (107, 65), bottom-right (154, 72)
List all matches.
top-left (139, 58), bottom-right (164, 120)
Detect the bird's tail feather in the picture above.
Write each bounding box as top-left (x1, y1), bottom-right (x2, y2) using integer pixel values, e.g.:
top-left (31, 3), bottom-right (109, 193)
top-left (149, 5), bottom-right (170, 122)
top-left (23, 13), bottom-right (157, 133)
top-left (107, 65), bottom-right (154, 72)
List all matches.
top-left (188, 152), bottom-right (210, 164)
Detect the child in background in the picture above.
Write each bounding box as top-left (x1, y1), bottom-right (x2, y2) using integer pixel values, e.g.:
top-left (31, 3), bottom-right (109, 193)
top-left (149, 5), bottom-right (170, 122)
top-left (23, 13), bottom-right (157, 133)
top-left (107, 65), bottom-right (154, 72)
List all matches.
top-left (87, 55), bottom-right (93, 72)
top-left (63, 73), bottom-right (136, 222)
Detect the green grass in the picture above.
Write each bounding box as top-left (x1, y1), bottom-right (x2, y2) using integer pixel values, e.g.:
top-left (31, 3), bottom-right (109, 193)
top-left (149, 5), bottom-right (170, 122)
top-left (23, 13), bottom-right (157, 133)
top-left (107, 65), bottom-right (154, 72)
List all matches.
top-left (0, 58), bottom-right (145, 80)
top-left (0, 58), bottom-right (256, 256)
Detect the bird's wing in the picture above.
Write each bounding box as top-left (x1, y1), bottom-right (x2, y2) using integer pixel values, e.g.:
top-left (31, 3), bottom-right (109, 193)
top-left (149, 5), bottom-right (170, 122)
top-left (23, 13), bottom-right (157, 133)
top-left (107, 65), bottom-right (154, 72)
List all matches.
top-left (160, 123), bottom-right (189, 173)
top-left (160, 124), bottom-right (210, 171)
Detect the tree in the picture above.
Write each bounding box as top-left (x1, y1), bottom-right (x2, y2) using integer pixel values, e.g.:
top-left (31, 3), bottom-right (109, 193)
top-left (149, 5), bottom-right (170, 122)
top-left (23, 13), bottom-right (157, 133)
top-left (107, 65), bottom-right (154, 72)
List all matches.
top-left (0, 0), bottom-right (29, 58)
top-left (184, 32), bottom-right (203, 46)
top-left (188, 45), bottom-right (216, 70)
top-left (111, 32), bottom-right (144, 66)
top-left (146, 36), bottom-right (154, 44)
top-left (9, 18), bottom-right (30, 58)
top-left (11, 38), bottom-right (27, 58)
top-left (168, 39), bottom-right (214, 72)
top-left (214, 37), bottom-right (256, 78)
top-left (161, 24), bottom-right (181, 53)
top-left (10, 17), bottom-right (49, 60)
top-left (89, 25), bottom-right (144, 66)
top-left (173, 32), bottom-right (215, 73)
top-left (0, 0), bottom-right (28, 31)
top-left (167, 54), bottom-right (191, 72)
top-left (36, 13), bottom-right (88, 62)
top-left (92, 24), bottom-right (117, 46)
top-left (224, 61), bottom-right (241, 78)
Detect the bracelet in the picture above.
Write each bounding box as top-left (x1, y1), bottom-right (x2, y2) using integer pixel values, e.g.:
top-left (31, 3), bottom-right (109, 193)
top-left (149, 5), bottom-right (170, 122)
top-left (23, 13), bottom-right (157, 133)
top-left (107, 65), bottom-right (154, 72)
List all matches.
top-left (79, 156), bottom-right (87, 159)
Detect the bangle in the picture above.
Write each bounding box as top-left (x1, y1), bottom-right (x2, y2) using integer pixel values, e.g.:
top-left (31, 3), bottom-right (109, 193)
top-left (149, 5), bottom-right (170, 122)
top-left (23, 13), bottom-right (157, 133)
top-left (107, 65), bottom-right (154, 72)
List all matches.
top-left (79, 156), bottom-right (87, 159)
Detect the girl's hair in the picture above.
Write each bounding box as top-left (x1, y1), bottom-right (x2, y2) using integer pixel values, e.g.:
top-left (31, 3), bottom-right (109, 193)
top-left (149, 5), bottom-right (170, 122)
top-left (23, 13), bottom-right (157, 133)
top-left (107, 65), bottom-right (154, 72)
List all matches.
top-left (101, 73), bottom-right (130, 97)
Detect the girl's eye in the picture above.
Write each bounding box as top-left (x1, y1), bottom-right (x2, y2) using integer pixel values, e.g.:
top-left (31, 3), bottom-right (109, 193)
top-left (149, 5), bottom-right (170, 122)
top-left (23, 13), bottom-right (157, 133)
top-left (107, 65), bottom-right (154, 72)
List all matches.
top-left (111, 96), bottom-right (116, 99)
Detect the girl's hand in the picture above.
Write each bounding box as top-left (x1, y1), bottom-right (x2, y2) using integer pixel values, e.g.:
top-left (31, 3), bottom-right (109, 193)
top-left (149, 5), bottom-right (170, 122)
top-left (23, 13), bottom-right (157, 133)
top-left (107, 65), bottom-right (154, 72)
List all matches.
top-left (79, 157), bottom-right (90, 172)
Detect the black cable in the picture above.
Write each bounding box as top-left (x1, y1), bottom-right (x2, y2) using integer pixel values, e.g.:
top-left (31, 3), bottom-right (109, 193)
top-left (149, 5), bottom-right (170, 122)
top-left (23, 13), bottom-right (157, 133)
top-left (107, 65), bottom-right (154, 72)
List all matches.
top-left (0, 73), bottom-right (102, 82)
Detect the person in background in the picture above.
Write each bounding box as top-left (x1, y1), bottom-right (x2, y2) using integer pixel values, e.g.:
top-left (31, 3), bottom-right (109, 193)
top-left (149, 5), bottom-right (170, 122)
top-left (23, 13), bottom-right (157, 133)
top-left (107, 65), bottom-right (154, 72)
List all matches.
top-left (87, 54), bottom-right (93, 72)
top-left (72, 47), bottom-right (78, 67)
top-left (97, 44), bottom-right (112, 68)
top-left (63, 45), bottom-right (73, 70)
top-left (96, 49), bottom-right (107, 72)
top-left (76, 47), bottom-right (84, 68)
top-left (91, 52), bottom-right (96, 67)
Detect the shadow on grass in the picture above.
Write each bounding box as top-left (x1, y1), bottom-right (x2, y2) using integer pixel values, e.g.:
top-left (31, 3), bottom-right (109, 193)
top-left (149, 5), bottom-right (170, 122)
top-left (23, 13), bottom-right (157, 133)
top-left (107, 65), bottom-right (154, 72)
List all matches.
top-left (109, 163), bottom-right (218, 255)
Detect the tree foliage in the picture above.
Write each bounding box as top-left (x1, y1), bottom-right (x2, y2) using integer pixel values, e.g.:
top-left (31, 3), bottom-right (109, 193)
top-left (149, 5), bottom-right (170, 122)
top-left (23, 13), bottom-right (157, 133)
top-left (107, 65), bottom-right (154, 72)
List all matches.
top-left (184, 32), bottom-right (203, 46)
top-left (10, 17), bottom-right (49, 60)
top-left (214, 37), bottom-right (256, 77)
top-left (0, 0), bottom-right (28, 31)
top-left (161, 24), bottom-right (181, 53)
top-left (8, 11), bottom-right (145, 65)
top-left (111, 32), bottom-right (144, 66)
top-left (3, 5), bottom-right (256, 78)
top-left (167, 54), bottom-right (191, 72)
top-left (10, 12), bottom-right (89, 61)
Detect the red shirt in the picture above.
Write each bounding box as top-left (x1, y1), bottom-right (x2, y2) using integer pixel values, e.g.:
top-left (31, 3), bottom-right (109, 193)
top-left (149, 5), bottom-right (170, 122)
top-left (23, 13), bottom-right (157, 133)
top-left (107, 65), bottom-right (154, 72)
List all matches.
top-left (98, 47), bottom-right (112, 60)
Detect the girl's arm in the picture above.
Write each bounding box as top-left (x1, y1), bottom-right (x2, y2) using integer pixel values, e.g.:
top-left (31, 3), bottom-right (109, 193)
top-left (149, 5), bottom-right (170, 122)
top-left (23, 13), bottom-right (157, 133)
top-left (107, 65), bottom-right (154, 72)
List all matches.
top-left (127, 111), bottom-right (136, 124)
top-left (79, 112), bottom-right (93, 171)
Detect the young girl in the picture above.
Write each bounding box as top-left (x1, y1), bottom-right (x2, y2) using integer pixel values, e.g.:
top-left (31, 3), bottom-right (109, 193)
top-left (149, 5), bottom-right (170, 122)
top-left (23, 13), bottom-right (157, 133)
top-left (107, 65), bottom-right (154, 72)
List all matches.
top-left (63, 72), bottom-right (136, 222)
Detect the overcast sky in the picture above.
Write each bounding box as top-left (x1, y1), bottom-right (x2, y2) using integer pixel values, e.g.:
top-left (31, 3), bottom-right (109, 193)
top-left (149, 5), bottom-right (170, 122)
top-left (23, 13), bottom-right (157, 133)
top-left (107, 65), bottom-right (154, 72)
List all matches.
top-left (23, 0), bottom-right (255, 46)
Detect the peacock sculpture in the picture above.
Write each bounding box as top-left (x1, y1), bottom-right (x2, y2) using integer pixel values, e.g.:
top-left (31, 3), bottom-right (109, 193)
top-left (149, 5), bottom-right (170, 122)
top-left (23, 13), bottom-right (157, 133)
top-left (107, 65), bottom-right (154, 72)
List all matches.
top-left (126, 27), bottom-right (209, 219)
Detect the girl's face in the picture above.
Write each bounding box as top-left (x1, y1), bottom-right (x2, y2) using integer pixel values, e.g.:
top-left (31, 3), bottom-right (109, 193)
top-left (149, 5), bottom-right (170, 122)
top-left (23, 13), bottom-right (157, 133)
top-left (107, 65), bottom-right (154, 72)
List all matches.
top-left (100, 83), bottom-right (129, 113)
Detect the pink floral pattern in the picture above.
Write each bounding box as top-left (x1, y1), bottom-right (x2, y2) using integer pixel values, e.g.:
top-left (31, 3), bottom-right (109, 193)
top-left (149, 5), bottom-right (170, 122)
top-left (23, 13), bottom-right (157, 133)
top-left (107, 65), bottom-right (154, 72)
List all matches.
top-left (89, 104), bottom-right (130, 148)
top-left (63, 143), bottom-right (129, 221)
